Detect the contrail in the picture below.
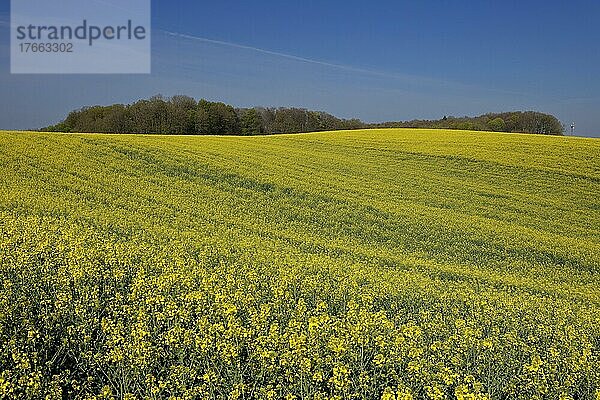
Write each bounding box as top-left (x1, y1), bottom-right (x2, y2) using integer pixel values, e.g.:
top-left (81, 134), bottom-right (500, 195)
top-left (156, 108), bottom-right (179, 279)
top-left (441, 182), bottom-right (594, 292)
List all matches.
top-left (159, 29), bottom-right (539, 99)
top-left (160, 29), bottom-right (432, 84)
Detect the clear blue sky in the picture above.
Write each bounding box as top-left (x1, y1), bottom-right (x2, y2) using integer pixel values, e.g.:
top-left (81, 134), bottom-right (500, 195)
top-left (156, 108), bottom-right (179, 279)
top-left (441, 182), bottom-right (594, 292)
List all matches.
top-left (1, 0), bottom-right (599, 136)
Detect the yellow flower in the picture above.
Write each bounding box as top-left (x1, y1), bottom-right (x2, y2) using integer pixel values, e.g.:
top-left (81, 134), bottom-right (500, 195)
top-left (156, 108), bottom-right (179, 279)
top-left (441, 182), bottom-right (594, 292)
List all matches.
top-left (381, 387), bottom-right (395, 400)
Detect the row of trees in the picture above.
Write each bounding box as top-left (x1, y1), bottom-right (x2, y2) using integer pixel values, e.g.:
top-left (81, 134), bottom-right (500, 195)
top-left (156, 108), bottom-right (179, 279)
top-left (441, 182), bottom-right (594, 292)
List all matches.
top-left (42, 95), bottom-right (362, 135)
top-left (42, 95), bottom-right (564, 135)
top-left (371, 112), bottom-right (564, 135)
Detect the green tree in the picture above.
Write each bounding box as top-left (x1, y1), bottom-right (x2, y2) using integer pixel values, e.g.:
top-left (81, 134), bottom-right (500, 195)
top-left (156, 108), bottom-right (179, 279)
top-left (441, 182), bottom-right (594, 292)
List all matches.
top-left (169, 95), bottom-right (197, 134)
top-left (240, 109), bottom-right (263, 135)
top-left (196, 99), bottom-right (240, 134)
top-left (488, 117), bottom-right (506, 132)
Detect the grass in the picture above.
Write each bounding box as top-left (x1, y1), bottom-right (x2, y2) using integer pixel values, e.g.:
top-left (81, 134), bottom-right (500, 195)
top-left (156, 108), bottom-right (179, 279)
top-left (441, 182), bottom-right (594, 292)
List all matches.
top-left (0, 128), bottom-right (599, 399)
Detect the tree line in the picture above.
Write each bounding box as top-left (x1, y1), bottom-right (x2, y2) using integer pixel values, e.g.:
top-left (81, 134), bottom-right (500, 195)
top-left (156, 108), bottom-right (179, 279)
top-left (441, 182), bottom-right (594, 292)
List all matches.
top-left (42, 95), bottom-right (564, 135)
top-left (42, 95), bottom-right (362, 135)
top-left (371, 112), bottom-right (564, 135)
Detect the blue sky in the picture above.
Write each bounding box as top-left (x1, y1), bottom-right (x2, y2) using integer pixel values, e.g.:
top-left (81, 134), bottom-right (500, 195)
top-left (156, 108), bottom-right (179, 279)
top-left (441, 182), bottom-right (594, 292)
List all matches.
top-left (1, 0), bottom-right (599, 136)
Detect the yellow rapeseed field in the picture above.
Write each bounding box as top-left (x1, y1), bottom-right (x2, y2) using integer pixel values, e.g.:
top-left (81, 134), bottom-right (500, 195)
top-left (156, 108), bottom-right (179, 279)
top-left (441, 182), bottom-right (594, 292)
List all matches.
top-left (0, 129), bottom-right (599, 399)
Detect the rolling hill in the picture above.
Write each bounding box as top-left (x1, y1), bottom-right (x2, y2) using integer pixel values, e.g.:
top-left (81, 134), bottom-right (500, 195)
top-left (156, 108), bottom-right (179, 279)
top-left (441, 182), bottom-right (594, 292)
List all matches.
top-left (1, 129), bottom-right (599, 399)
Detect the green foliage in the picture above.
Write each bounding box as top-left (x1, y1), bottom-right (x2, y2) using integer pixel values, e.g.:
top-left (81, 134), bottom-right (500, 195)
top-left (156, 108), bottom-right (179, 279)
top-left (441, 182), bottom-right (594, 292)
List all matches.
top-left (240, 108), bottom-right (263, 135)
top-left (196, 99), bottom-right (239, 135)
top-left (169, 95), bottom-right (197, 134)
top-left (487, 117), bottom-right (506, 132)
top-left (1, 129), bottom-right (598, 399)
top-left (373, 111), bottom-right (564, 135)
top-left (41, 96), bottom-right (361, 136)
top-left (41, 96), bottom-right (564, 137)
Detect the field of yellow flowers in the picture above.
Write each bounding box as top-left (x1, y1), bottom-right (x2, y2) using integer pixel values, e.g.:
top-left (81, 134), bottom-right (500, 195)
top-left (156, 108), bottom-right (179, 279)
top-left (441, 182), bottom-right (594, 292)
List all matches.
top-left (1, 129), bottom-right (599, 399)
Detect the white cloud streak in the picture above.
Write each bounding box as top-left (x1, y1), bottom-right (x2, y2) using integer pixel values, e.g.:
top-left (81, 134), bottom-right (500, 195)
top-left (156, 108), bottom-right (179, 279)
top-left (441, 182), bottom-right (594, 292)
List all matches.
top-left (161, 30), bottom-right (440, 85)
top-left (160, 30), bottom-right (540, 100)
